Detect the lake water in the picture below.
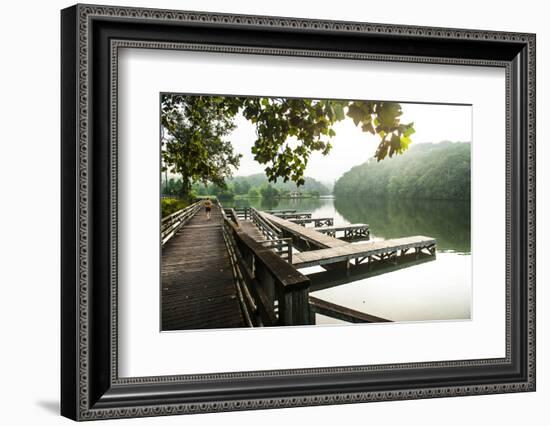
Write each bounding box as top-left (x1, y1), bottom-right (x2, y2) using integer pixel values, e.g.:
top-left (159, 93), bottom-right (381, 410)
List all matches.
top-left (225, 197), bottom-right (471, 324)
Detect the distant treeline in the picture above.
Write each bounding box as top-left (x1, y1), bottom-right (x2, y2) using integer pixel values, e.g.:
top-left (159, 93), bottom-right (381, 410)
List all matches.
top-left (162, 173), bottom-right (330, 200)
top-left (333, 142), bottom-right (470, 200)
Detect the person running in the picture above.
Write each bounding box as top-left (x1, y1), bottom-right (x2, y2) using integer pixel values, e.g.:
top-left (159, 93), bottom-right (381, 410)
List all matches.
top-left (204, 198), bottom-right (213, 220)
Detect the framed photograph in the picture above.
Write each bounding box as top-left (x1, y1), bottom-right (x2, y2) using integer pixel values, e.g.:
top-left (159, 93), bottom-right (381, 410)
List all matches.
top-left (61, 4), bottom-right (536, 421)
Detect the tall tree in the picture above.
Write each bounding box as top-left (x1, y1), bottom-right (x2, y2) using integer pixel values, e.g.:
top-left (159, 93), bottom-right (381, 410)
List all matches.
top-left (161, 96), bottom-right (241, 197)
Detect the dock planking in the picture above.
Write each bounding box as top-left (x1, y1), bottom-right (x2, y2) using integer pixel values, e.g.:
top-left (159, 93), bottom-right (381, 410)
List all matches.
top-left (161, 203), bottom-right (245, 331)
top-left (292, 235), bottom-right (437, 268)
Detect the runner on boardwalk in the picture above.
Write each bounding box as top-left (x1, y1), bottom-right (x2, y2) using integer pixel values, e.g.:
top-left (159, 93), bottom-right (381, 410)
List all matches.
top-left (204, 198), bottom-right (213, 220)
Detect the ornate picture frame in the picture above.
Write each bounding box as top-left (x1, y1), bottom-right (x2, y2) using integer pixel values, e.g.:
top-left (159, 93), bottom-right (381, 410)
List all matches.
top-left (61, 4), bottom-right (535, 420)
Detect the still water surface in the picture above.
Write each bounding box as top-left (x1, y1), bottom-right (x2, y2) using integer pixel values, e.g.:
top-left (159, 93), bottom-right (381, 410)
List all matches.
top-left (225, 197), bottom-right (471, 324)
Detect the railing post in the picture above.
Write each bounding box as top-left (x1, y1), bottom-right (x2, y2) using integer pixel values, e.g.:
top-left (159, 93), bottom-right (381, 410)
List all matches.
top-left (277, 280), bottom-right (310, 326)
top-left (255, 262), bottom-right (275, 306)
top-left (287, 241), bottom-right (293, 264)
top-left (309, 308), bottom-right (317, 325)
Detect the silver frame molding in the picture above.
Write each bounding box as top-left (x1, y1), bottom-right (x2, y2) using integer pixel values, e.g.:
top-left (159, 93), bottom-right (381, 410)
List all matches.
top-left (61, 3), bottom-right (536, 421)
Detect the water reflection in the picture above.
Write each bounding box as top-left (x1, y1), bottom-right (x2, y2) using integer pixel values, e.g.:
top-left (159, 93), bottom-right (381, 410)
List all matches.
top-left (227, 197), bottom-right (323, 213)
top-left (334, 197), bottom-right (470, 253)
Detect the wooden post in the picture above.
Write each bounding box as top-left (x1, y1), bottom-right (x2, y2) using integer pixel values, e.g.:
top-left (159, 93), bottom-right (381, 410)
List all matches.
top-left (287, 241), bottom-right (293, 265)
top-left (277, 282), bottom-right (310, 326)
top-left (255, 262), bottom-right (275, 305)
top-left (309, 308), bottom-right (316, 325)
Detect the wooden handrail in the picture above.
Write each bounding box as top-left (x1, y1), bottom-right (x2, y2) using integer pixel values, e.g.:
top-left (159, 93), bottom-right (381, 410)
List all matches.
top-left (256, 238), bottom-right (293, 264)
top-left (161, 201), bottom-right (202, 245)
top-left (222, 216), bottom-right (310, 326)
top-left (249, 207), bottom-right (282, 239)
top-left (223, 207), bottom-right (240, 226)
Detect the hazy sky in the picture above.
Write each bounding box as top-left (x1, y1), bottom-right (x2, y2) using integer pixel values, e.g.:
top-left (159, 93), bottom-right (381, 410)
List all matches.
top-left (228, 102), bottom-right (472, 184)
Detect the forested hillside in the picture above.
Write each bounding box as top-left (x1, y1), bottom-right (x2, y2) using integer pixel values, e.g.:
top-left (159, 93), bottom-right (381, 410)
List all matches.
top-left (228, 174), bottom-right (331, 196)
top-left (333, 142), bottom-right (470, 200)
top-left (163, 173), bottom-right (330, 199)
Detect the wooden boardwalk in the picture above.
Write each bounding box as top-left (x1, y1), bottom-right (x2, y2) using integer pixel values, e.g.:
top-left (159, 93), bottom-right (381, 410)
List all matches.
top-left (161, 204), bottom-right (244, 331)
top-left (160, 205), bottom-right (436, 329)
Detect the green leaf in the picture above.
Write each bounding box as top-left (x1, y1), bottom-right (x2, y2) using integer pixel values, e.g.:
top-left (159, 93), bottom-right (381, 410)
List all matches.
top-left (347, 103), bottom-right (365, 126)
top-left (361, 122), bottom-right (374, 134)
top-left (333, 103), bottom-right (346, 121)
top-left (404, 124), bottom-right (415, 137)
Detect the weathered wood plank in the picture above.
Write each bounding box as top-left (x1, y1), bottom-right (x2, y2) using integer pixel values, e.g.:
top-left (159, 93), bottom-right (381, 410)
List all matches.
top-left (239, 219), bottom-right (267, 241)
top-left (161, 204), bottom-right (245, 331)
top-left (292, 236), bottom-right (436, 268)
top-left (309, 296), bottom-right (391, 323)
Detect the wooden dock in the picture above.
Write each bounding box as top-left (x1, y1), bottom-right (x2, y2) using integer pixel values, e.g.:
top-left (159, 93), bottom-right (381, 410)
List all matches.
top-left (161, 203), bottom-right (245, 330)
top-left (160, 204), bottom-right (437, 330)
top-left (292, 236), bottom-right (437, 269)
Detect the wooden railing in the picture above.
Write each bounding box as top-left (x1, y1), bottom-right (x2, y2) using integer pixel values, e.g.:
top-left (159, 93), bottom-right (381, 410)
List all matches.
top-left (248, 208), bottom-right (293, 262)
top-left (222, 207), bottom-right (240, 226)
top-left (219, 205), bottom-right (389, 327)
top-left (232, 208), bottom-right (249, 221)
top-left (161, 201), bottom-right (201, 245)
top-left (309, 296), bottom-right (391, 324)
top-left (221, 214), bottom-right (311, 327)
top-left (249, 208), bottom-right (281, 239)
top-left (256, 239), bottom-right (293, 263)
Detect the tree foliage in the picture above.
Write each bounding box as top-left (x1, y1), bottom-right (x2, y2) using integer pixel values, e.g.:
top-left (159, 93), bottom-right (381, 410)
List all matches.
top-left (230, 173), bottom-right (330, 196)
top-left (161, 96), bottom-right (242, 196)
top-left (161, 94), bottom-right (415, 195)
top-left (180, 173), bottom-right (329, 201)
top-left (259, 183), bottom-right (280, 199)
top-left (162, 178), bottom-right (183, 196)
top-left (333, 142), bottom-right (470, 201)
